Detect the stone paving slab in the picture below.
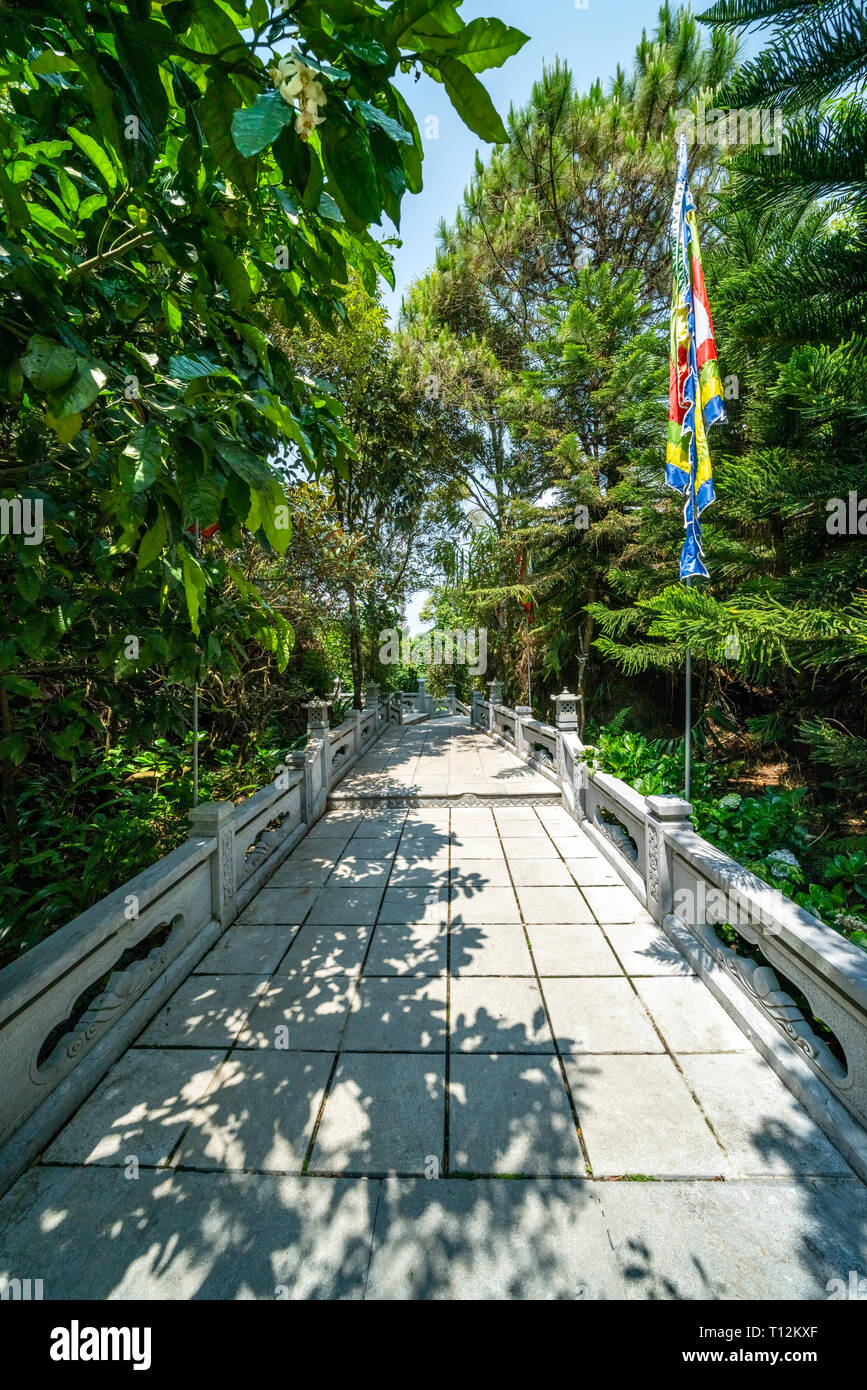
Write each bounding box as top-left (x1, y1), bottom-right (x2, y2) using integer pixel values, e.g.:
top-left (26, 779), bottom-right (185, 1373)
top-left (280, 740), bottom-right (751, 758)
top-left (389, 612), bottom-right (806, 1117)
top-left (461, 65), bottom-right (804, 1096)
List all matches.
top-left (237, 973), bottom-right (356, 1050)
top-left (235, 885), bottom-right (318, 926)
top-left (305, 886), bottom-right (383, 926)
top-left (0, 1167), bottom-right (377, 1299)
top-left (598, 1178), bottom-right (867, 1300)
top-left (564, 1054), bottom-right (728, 1178)
top-left (571, 858), bottom-right (627, 886)
top-left (453, 808), bottom-right (496, 834)
top-left (177, 1051), bottom-right (333, 1172)
top-left (509, 858), bottom-right (574, 886)
top-left (678, 1053), bottom-right (853, 1176)
top-left (267, 856), bottom-right (336, 888)
top-left (501, 836), bottom-right (561, 859)
top-left (363, 921), bottom-right (447, 976)
top-left (492, 813), bottom-right (547, 837)
top-left (450, 857), bottom-right (513, 886)
top-left (450, 978), bottom-right (554, 1052)
top-left (308, 1053), bottom-right (445, 1174)
top-left (450, 884), bottom-right (521, 924)
top-left (306, 815), bottom-right (361, 840)
top-left (581, 885), bottom-right (655, 923)
top-left (342, 977), bottom-right (447, 1052)
top-left (448, 1055), bottom-right (583, 1175)
top-left (450, 923), bottom-right (534, 976)
top-left (366, 1178), bottom-right (622, 1300)
top-left (559, 838), bottom-right (605, 860)
top-left (354, 822), bottom-right (405, 845)
top-left (280, 922), bottom-right (371, 976)
top-left (136, 975), bottom-right (269, 1047)
top-left (542, 978), bottom-right (664, 1054)
top-left (194, 921), bottom-right (298, 975)
top-left (450, 836), bottom-right (505, 859)
top-left (44, 1048), bottom-right (225, 1167)
top-left (528, 923), bottom-right (623, 976)
top-left (634, 976), bottom-right (753, 1052)
top-left (515, 885), bottom-right (595, 924)
top-left (603, 922), bottom-right (695, 977)
top-left (379, 885), bottom-right (450, 925)
top-left (328, 854), bottom-right (394, 886)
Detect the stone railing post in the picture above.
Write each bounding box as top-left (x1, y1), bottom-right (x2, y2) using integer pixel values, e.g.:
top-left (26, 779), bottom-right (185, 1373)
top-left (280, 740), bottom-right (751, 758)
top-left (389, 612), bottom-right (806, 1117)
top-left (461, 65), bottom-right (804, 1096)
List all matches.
top-left (487, 678), bottom-right (504, 734)
top-left (290, 747), bottom-right (308, 822)
top-left (514, 704), bottom-right (532, 759)
top-left (644, 795), bottom-right (693, 924)
top-left (471, 690), bottom-right (482, 727)
top-left (303, 697), bottom-right (331, 813)
top-left (187, 800), bottom-right (236, 928)
top-left (574, 746), bottom-right (589, 819)
top-left (446, 683), bottom-right (456, 715)
top-left (416, 677), bottom-right (427, 713)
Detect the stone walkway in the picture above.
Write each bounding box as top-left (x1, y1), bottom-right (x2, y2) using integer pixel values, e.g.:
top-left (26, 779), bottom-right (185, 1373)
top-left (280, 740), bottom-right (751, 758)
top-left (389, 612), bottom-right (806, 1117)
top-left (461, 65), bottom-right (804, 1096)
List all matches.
top-left (1, 719), bottom-right (865, 1299)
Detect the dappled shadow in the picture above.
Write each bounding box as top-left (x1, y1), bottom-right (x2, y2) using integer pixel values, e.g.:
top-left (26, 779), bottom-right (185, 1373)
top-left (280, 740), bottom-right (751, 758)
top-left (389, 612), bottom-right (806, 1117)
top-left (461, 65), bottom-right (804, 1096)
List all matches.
top-left (603, 1108), bottom-right (867, 1300)
top-left (2, 741), bottom-right (866, 1301)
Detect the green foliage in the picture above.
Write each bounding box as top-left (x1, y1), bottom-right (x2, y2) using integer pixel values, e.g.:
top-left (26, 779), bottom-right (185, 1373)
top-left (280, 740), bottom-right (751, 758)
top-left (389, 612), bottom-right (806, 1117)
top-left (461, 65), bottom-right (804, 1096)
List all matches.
top-left (591, 716), bottom-right (867, 949)
top-left (0, 0), bottom-right (527, 961)
top-left (0, 729), bottom-right (297, 969)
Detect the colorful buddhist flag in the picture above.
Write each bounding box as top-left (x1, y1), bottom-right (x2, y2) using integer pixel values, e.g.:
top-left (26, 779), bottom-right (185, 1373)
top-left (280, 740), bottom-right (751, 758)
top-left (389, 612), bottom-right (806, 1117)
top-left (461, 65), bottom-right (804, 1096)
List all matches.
top-left (667, 134), bottom-right (726, 580)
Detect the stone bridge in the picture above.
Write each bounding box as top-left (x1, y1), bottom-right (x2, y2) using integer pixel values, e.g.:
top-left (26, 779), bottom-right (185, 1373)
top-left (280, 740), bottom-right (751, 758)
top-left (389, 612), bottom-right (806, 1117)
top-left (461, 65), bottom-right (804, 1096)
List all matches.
top-left (0, 707), bottom-right (865, 1299)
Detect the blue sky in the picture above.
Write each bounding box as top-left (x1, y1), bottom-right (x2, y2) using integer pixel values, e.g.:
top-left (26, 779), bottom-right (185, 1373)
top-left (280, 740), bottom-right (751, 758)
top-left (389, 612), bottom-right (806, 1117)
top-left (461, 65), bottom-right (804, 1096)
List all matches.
top-left (383, 0), bottom-right (706, 323)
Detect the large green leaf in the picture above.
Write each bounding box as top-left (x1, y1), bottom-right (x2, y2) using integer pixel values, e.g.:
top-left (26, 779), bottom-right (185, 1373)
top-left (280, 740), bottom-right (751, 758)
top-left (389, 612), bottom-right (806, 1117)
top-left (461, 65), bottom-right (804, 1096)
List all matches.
top-left (169, 353), bottom-right (241, 382)
top-left (67, 125), bottom-right (119, 192)
top-left (259, 482), bottom-right (292, 554)
top-left (320, 114), bottom-right (381, 229)
top-left (20, 335), bottom-right (77, 392)
top-left (214, 439), bottom-right (275, 487)
top-left (209, 241), bottom-right (252, 307)
top-left (232, 90), bottom-right (295, 158)
top-left (48, 360), bottom-right (107, 419)
top-left (420, 17), bottom-right (529, 72)
top-left (350, 99), bottom-right (413, 145)
top-left (136, 512), bottom-right (167, 570)
top-left (388, 0), bottom-right (464, 43)
top-left (435, 56), bottom-right (510, 142)
top-left (198, 76), bottom-right (257, 196)
top-left (110, 16), bottom-right (170, 139)
top-left (182, 472), bottom-right (224, 526)
top-left (121, 424), bottom-right (162, 492)
top-left (181, 547), bottom-right (206, 635)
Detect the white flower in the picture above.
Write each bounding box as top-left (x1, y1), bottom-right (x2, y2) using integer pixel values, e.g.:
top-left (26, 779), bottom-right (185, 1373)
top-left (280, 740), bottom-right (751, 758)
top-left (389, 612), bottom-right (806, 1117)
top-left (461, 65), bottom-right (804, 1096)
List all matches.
top-left (766, 848), bottom-right (801, 878)
top-left (718, 793), bottom-right (742, 810)
top-left (836, 911), bottom-right (867, 932)
top-left (272, 55), bottom-right (326, 141)
top-left (295, 108), bottom-right (325, 139)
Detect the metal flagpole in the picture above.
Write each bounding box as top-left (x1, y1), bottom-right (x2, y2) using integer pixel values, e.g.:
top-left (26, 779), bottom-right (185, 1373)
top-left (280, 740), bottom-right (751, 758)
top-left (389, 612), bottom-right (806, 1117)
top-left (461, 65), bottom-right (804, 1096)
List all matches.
top-left (192, 518), bottom-right (200, 808)
top-left (684, 583), bottom-right (692, 803)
